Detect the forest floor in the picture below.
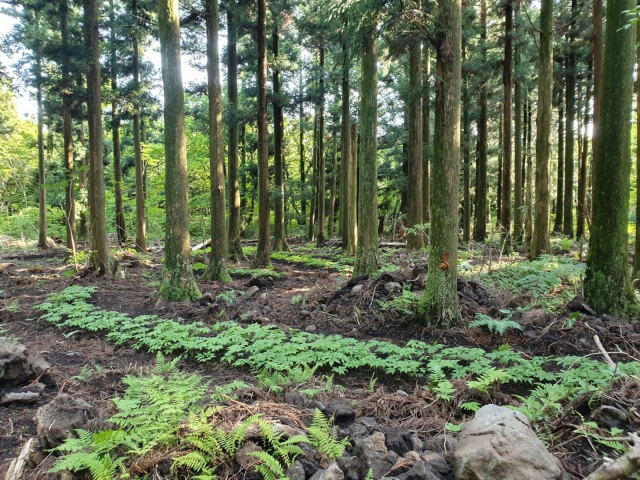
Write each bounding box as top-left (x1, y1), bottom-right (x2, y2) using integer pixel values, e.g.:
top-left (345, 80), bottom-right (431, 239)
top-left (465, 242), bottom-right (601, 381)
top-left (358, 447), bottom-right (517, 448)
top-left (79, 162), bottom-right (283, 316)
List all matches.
top-left (1, 238), bottom-right (639, 479)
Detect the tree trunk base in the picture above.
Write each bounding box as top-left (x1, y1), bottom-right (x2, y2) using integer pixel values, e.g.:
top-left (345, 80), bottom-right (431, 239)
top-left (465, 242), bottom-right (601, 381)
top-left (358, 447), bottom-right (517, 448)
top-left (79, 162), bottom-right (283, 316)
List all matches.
top-left (204, 259), bottom-right (231, 283)
top-left (159, 264), bottom-right (201, 301)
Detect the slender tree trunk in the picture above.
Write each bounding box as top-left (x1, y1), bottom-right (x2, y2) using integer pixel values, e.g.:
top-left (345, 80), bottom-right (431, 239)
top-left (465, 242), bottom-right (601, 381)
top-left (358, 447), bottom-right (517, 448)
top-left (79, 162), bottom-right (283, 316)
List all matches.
top-left (226, 4), bottom-right (245, 261)
top-left (497, 114), bottom-right (503, 225)
top-left (422, 43), bottom-right (431, 226)
top-left (585, 0), bottom-right (637, 315)
top-left (407, 34), bottom-right (424, 251)
top-left (132, 0), bottom-right (146, 252)
top-left (341, 39), bottom-right (354, 251)
top-left (591, 0), bottom-right (603, 193)
top-left (328, 125), bottom-right (338, 238)
top-left (204, 0), bottom-right (231, 282)
top-left (501, 1), bottom-right (513, 241)
top-left (61, 0), bottom-right (75, 255)
top-left (308, 113), bottom-right (317, 241)
top-left (157, 0), bottom-right (201, 298)
top-left (300, 68), bottom-right (307, 223)
top-left (253, 0), bottom-right (271, 267)
top-left (354, 35), bottom-right (380, 274)
top-left (462, 46), bottom-right (470, 244)
top-left (564, 6), bottom-right (577, 238)
top-left (78, 116), bottom-right (88, 240)
top-left (577, 65), bottom-right (591, 240)
top-left (418, 0), bottom-right (461, 326)
top-left (525, 93), bottom-right (533, 246)
top-left (530, 0), bottom-right (553, 259)
top-left (273, 27), bottom-right (290, 252)
top-left (514, 40), bottom-right (523, 243)
top-left (634, 24), bottom-right (640, 279)
top-left (554, 84), bottom-right (564, 232)
top-left (109, 0), bottom-right (126, 245)
top-left (317, 47), bottom-right (326, 246)
top-left (349, 122), bottom-right (358, 253)
top-left (474, 0), bottom-right (488, 242)
top-left (36, 52), bottom-right (47, 248)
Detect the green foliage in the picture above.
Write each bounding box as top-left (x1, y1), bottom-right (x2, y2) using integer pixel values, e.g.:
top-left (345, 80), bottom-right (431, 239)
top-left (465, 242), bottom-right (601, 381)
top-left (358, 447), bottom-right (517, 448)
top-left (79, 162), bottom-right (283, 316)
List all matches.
top-left (229, 268), bottom-right (287, 279)
top-left (306, 409), bottom-right (350, 461)
top-left (270, 251), bottom-right (353, 272)
top-left (257, 365), bottom-right (317, 394)
top-left (377, 289), bottom-right (419, 316)
top-left (469, 313), bottom-right (523, 336)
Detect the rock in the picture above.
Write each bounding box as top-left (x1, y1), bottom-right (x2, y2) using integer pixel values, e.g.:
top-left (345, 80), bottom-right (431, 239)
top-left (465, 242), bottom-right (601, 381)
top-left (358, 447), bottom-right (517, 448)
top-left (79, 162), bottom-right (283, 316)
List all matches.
top-left (199, 292), bottom-right (214, 306)
top-left (383, 428), bottom-right (414, 456)
top-left (233, 286), bottom-right (260, 305)
top-left (566, 296), bottom-right (596, 316)
top-left (0, 341), bottom-right (49, 386)
top-left (285, 391), bottom-right (308, 408)
top-left (247, 276), bottom-right (275, 289)
top-left (354, 432), bottom-right (388, 454)
top-left (310, 462), bottom-right (344, 480)
top-left (602, 315), bottom-right (627, 328)
top-left (0, 382), bottom-right (45, 405)
top-left (36, 394), bottom-right (96, 449)
top-left (337, 455), bottom-right (360, 478)
top-left (352, 284), bottom-right (364, 294)
top-left (358, 450), bottom-right (397, 480)
top-left (403, 451), bottom-right (421, 462)
top-left (454, 404), bottom-right (569, 480)
top-left (396, 390), bottom-right (408, 397)
top-left (332, 289), bottom-right (352, 302)
top-left (235, 441), bottom-right (262, 468)
top-left (325, 398), bottom-right (356, 424)
top-left (518, 309), bottom-right (550, 329)
top-left (301, 310), bottom-right (312, 318)
top-left (423, 434), bottom-right (457, 454)
top-left (346, 274), bottom-right (369, 288)
top-left (305, 325), bottom-right (318, 333)
top-left (397, 461), bottom-right (438, 480)
top-left (420, 451), bottom-right (451, 478)
top-left (286, 461), bottom-right (307, 480)
top-left (411, 264), bottom-right (428, 278)
top-left (384, 282), bottom-right (402, 294)
top-left (410, 436), bottom-right (424, 452)
top-left (590, 405), bottom-right (628, 429)
top-left (259, 293), bottom-right (267, 302)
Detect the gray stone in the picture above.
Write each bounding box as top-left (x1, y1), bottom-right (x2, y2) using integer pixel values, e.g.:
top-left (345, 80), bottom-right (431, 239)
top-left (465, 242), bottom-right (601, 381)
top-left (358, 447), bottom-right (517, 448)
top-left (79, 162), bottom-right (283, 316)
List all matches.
top-left (518, 309), bottom-right (550, 329)
top-left (397, 461), bottom-right (438, 480)
top-left (454, 404), bottom-right (569, 480)
top-left (358, 450), bottom-right (396, 480)
top-left (349, 422), bottom-right (370, 441)
top-left (383, 428), bottom-right (414, 456)
top-left (354, 432), bottom-right (388, 454)
top-left (325, 398), bottom-right (356, 424)
top-left (301, 310), bottom-right (312, 318)
top-left (285, 391), bottom-right (309, 408)
top-left (235, 441), bottom-right (262, 468)
top-left (0, 341), bottom-right (49, 386)
top-left (395, 390), bottom-right (408, 397)
top-left (233, 286), bottom-right (260, 305)
top-left (352, 284), bottom-right (364, 294)
top-left (305, 325), bottom-right (318, 333)
top-left (318, 462), bottom-right (344, 480)
top-left (410, 436), bottom-right (423, 452)
top-left (566, 296), bottom-right (596, 316)
top-left (590, 405), bottom-right (628, 430)
top-left (36, 394), bottom-right (96, 449)
top-left (0, 382), bottom-right (45, 405)
top-left (286, 461), bottom-right (307, 480)
top-left (423, 434), bottom-right (457, 454)
top-left (384, 282), bottom-right (403, 294)
top-left (420, 451), bottom-right (450, 478)
top-left (337, 455), bottom-right (359, 478)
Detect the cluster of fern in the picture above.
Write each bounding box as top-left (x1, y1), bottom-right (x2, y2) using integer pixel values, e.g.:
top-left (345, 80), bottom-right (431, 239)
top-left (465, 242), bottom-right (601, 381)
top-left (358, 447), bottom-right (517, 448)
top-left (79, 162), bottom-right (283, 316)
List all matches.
top-left (37, 287), bottom-right (640, 424)
top-left (50, 354), bottom-right (351, 480)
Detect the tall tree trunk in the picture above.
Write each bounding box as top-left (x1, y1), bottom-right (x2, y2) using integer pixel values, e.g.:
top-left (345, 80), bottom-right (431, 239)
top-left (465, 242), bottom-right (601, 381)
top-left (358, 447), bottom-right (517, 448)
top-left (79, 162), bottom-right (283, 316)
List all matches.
top-left (418, 0), bottom-right (461, 326)
top-left (204, 0), bottom-right (231, 282)
top-left (132, 0), bottom-right (146, 252)
top-left (585, 0), bottom-right (637, 315)
top-left (110, 0), bottom-right (127, 245)
top-left (253, 0), bottom-right (271, 267)
top-left (577, 66), bottom-right (591, 240)
top-left (157, 0), bottom-right (201, 298)
top-left (553, 83), bottom-right (564, 232)
top-left (354, 36), bottom-right (380, 274)
top-left (564, 5), bottom-right (577, 238)
top-left (501, 0), bottom-right (513, 241)
top-left (88, 0), bottom-right (110, 273)
top-left (328, 125), bottom-right (338, 238)
top-left (591, 0), bottom-right (603, 193)
top-left (308, 113), bottom-right (317, 241)
top-left (525, 93), bottom-right (533, 246)
top-left (422, 43), bottom-right (431, 226)
top-left (273, 26), bottom-right (290, 252)
top-left (61, 0), bottom-right (75, 255)
top-left (473, 0), bottom-right (488, 242)
top-left (36, 51), bottom-right (47, 248)
top-left (349, 122), bottom-right (358, 253)
top-left (497, 114), bottom-right (503, 225)
top-left (300, 68), bottom-right (307, 223)
top-left (462, 45), bottom-right (470, 244)
top-left (78, 116), bottom-right (88, 240)
top-left (529, 0), bottom-right (553, 259)
top-left (514, 39), bottom-right (523, 243)
top-left (227, 4), bottom-right (245, 261)
top-left (341, 39), bottom-right (355, 252)
top-left (316, 47), bottom-right (326, 246)
top-left (634, 23), bottom-right (640, 279)
top-left (407, 34), bottom-right (424, 251)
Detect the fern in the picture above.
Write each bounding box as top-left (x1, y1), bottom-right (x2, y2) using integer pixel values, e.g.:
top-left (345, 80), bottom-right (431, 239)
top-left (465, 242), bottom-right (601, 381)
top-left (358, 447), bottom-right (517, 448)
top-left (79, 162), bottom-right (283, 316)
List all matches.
top-left (307, 409), bottom-right (349, 461)
top-left (469, 313), bottom-right (522, 336)
top-left (467, 367), bottom-right (511, 394)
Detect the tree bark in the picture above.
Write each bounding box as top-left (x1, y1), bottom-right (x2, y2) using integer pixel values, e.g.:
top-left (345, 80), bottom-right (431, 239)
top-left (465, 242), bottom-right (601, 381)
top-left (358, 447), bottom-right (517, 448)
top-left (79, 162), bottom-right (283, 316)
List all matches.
top-left (525, 93), bottom-right (533, 246)
top-left (308, 113), bottom-right (317, 241)
top-left (354, 36), bottom-right (380, 274)
top-left (348, 122), bottom-right (358, 254)
top-left (252, 0), bottom-right (272, 268)
top-left (300, 69), bottom-right (307, 223)
top-left (497, 114), bottom-right (503, 225)
top-left (273, 26), bottom-right (290, 252)
top-left (157, 0), bottom-right (201, 299)
top-left (226, 4), bottom-right (245, 261)
top-left (417, 0), bottom-right (461, 326)
top-left (564, 4), bottom-right (577, 238)
top-left (422, 43), bottom-right (431, 227)
top-left (529, 0), bottom-right (553, 259)
top-left (204, 0), bottom-right (231, 282)
top-left (407, 34), bottom-right (424, 251)
top-left (591, 0), bottom-right (603, 194)
top-left (328, 125), bottom-right (338, 238)
top-left (341, 39), bottom-right (356, 253)
top-left (462, 44), bottom-right (470, 244)
top-left (577, 64), bottom-right (591, 240)
top-left (132, 0), bottom-right (146, 252)
top-left (585, 0), bottom-right (637, 315)
top-left (501, 0), bottom-right (513, 241)
top-left (316, 47), bottom-right (326, 246)
top-left (473, 0), bottom-right (487, 242)
top-left (554, 82), bottom-right (564, 233)
top-left (36, 50), bottom-right (47, 248)
top-left (514, 37), bottom-right (523, 243)
top-left (634, 23), bottom-right (640, 279)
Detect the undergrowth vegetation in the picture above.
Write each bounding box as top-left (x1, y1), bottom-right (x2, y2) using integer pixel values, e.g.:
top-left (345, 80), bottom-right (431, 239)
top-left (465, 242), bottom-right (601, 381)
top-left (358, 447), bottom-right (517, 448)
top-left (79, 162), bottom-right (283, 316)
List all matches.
top-left (35, 287), bottom-right (640, 423)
